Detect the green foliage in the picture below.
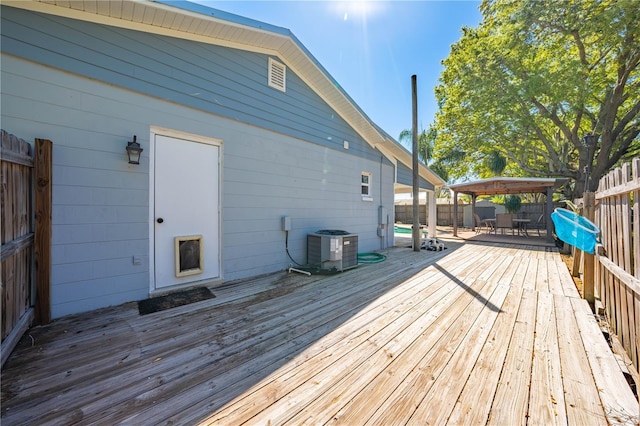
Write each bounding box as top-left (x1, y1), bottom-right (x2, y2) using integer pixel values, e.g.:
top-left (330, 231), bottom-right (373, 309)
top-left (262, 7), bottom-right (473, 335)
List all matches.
top-left (562, 199), bottom-right (579, 213)
top-left (429, 162), bottom-right (449, 183)
top-left (484, 150), bottom-right (507, 176)
top-left (398, 127), bottom-right (436, 165)
top-left (433, 0), bottom-right (640, 198)
top-left (398, 127), bottom-right (450, 183)
top-left (504, 194), bottom-right (522, 213)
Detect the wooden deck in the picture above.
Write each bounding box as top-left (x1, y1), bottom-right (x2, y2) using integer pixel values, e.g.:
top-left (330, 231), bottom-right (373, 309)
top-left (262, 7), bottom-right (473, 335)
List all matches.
top-left (1, 239), bottom-right (638, 425)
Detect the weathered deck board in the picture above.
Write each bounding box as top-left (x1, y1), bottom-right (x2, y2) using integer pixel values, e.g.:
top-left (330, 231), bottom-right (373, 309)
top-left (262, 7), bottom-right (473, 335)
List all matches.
top-left (199, 267), bottom-right (461, 425)
top-left (555, 294), bottom-right (609, 425)
top-left (528, 290), bottom-right (567, 426)
top-left (101, 249), bottom-right (478, 425)
top-left (570, 296), bottom-right (640, 424)
top-left (163, 248), bottom-right (491, 425)
top-left (447, 285), bottom-right (524, 424)
top-left (488, 287), bottom-right (538, 425)
top-left (1, 239), bottom-right (637, 425)
top-left (410, 283), bottom-right (511, 425)
top-left (360, 255), bottom-right (515, 425)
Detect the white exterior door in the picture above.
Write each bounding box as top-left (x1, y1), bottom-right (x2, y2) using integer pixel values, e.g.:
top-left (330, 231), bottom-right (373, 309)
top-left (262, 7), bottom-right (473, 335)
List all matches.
top-left (153, 133), bottom-right (221, 290)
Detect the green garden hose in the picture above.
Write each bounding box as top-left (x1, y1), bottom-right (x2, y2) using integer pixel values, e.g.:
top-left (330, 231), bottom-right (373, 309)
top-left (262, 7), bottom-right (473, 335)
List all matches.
top-left (357, 252), bottom-right (387, 264)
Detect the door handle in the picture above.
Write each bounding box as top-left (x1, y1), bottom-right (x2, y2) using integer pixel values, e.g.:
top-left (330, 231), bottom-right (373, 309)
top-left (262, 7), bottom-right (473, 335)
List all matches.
top-left (157, 218), bottom-right (164, 224)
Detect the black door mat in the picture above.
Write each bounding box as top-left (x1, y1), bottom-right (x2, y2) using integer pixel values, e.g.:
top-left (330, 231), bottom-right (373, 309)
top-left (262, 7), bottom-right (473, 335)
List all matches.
top-left (137, 287), bottom-right (215, 315)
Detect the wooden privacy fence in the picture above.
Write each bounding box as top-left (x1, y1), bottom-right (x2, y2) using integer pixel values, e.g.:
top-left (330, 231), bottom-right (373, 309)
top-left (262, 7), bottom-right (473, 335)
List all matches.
top-left (395, 204), bottom-right (466, 226)
top-left (436, 204), bottom-right (464, 226)
top-left (395, 203), bottom-right (549, 227)
top-left (1, 129), bottom-right (51, 366)
top-left (593, 157), bottom-right (640, 378)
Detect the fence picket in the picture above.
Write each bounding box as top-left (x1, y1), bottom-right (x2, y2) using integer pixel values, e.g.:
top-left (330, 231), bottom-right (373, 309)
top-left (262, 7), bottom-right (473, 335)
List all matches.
top-left (594, 157), bottom-right (640, 379)
top-left (0, 130), bottom-right (35, 365)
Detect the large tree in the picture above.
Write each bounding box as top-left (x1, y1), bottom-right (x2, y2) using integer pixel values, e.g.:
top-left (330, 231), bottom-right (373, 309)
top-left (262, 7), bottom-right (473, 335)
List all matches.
top-left (434, 0), bottom-right (639, 198)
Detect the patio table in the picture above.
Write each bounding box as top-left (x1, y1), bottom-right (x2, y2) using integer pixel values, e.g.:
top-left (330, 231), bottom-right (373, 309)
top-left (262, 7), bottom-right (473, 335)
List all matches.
top-left (512, 218), bottom-right (531, 237)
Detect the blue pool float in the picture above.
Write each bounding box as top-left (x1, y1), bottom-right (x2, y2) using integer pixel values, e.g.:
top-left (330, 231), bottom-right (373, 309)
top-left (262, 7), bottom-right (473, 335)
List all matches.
top-left (551, 207), bottom-right (600, 254)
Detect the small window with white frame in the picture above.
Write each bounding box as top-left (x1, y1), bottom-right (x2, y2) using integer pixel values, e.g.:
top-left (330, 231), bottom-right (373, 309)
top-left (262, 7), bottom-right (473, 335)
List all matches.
top-left (361, 171), bottom-right (373, 201)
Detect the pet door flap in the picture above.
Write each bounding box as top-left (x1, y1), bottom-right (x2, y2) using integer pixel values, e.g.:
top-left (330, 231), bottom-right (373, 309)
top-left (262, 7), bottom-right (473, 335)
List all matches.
top-left (174, 235), bottom-right (204, 277)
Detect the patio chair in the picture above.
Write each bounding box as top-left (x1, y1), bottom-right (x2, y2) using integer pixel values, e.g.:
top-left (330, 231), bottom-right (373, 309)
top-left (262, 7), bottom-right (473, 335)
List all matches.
top-left (473, 213), bottom-right (492, 234)
top-left (495, 213), bottom-right (514, 235)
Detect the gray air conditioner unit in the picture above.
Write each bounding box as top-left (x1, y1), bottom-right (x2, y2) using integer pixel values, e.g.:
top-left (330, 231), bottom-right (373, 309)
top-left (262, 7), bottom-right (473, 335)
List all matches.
top-left (307, 230), bottom-right (358, 271)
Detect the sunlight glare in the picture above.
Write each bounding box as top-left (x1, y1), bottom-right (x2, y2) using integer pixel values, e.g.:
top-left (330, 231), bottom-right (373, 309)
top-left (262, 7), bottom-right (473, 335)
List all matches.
top-left (331, 1), bottom-right (384, 22)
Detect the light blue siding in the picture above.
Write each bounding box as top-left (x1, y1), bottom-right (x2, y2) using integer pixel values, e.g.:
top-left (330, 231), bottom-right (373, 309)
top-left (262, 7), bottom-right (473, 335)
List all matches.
top-left (2, 54), bottom-right (395, 317)
top-left (1, 5), bottom-right (398, 318)
top-left (1, 6), bottom-right (390, 165)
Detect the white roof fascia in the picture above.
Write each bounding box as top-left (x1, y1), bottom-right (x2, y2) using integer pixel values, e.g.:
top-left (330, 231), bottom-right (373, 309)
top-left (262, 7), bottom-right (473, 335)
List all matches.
top-left (448, 177), bottom-right (559, 190)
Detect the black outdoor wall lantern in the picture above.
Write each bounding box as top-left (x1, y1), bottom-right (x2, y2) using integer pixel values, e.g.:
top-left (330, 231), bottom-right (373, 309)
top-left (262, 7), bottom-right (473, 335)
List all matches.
top-left (126, 135), bottom-right (143, 164)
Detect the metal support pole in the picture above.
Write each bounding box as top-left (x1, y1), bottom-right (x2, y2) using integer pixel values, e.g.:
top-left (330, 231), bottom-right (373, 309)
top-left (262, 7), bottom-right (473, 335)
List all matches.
top-left (428, 190), bottom-right (437, 240)
top-left (453, 191), bottom-right (458, 237)
top-left (411, 75), bottom-right (420, 252)
top-left (546, 186), bottom-right (554, 243)
top-left (471, 194), bottom-right (477, 232)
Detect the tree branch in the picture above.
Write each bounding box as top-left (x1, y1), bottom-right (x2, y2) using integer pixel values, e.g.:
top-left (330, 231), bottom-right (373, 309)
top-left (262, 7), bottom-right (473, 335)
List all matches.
top-left (530, 98), bottom-right (576, 145)
top-left (602, 127), bottom-right (640, 172)
top-left (612, 97), bottom-right (640, 139)
top-left (571, 29), bottom-right (589, 66)
top-left (508, 150), bottom-right (578, 179)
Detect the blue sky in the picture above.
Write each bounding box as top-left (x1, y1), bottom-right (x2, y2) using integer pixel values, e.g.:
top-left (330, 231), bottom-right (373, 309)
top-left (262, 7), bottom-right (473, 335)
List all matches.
top-left (194, 1), bottom-right (483, 145)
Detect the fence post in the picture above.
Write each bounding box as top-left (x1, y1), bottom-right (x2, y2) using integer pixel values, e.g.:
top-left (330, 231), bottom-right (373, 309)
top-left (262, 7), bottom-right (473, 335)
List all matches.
top-left (572, 247), bottom-right (583, 277)
top-left (583, 192), bottom-right (595, 311)
top-left (34, 138), bottom-right (52, 324)
top-left (546, 186), bottom-right (554, 243)
top-left (453, 192), bottom-right (458, 236)
top-left (572, 201), bottom-right (584, 277)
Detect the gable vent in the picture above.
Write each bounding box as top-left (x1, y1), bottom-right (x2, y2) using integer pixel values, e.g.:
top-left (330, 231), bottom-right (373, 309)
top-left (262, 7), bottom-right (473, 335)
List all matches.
top-left (268, 58), bottom-right (286, 92)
